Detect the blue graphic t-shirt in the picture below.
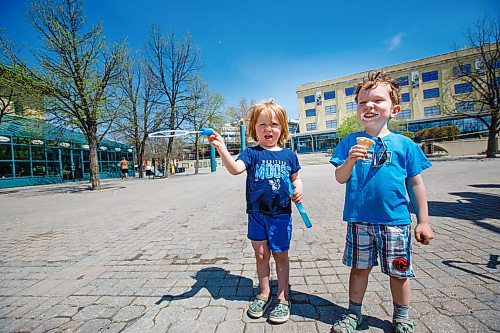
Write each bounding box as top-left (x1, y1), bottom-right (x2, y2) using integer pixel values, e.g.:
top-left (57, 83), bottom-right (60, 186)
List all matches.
top-left (330, 132), bottom-right (431, 225)
top-left (237, 146), bottom-right (301, 216)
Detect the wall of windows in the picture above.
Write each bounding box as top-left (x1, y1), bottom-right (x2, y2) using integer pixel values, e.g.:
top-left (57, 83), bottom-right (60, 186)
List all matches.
top-left (0, 136), bottom-right (134, 188)
top-left (0, 116), bottom-right (134, 188)
top-left (407, 116), bottom-right (490, 135)
top-left (296, 46), bottom-right (494, 154)
top-left (290, 132), bottom-right (339, 154)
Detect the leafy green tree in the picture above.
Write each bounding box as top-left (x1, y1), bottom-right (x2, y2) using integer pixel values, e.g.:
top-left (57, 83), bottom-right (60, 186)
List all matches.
top-left (336, 114), bottom-right (363, 139)
top-left (0, 0), bottom-right (126, 189)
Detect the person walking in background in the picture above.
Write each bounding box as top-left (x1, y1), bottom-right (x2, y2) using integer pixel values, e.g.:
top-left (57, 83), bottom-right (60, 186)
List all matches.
top-left (120, 157), bottom-right (129, 180)
top-left (329, 71), bottom-right (434, 333)
top-left (208, 100), bottom-right (303, 324)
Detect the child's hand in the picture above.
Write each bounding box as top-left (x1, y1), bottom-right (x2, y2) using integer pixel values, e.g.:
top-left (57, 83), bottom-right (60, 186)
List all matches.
top-left (291, 187), bottom-right (303, 204)
top-left (414, 223), bottom-right (434, 245)
top-left (207, 130), bottom-right (226, 150)
top-left (347, 144), bottom-right (368, 164)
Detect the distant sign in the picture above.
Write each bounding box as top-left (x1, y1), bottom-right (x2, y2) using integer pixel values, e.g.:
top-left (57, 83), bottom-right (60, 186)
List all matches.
top-left (82, 144), bottom-right (90, 149)
top-left (31, 139), bottom-right (44, 145)
top-left (0, 136), bottom-right (10, 142)
top-left (59, 142), bottom-right (70, 148)
top-left (100, 146), bottom-right (107, 150)
top-left (115, 147), bottom-right (121, 151)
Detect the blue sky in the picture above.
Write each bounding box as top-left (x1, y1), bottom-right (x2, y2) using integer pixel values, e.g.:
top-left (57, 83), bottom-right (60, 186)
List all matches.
top-left (2, 0), bottom-right (498, 119)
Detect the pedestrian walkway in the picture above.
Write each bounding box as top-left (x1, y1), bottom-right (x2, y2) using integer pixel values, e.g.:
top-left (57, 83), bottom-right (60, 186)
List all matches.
top-left (0, 158), bottom-right (499, 332)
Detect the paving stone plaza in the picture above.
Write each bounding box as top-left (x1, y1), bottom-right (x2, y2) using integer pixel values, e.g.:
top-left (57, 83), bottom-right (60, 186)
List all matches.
top-left (0, 156), bottom-right (499, 332)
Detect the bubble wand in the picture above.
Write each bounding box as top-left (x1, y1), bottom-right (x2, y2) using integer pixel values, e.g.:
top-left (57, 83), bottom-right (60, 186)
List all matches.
top-left (149, 128), bottom-right (214, 138)
top-left (283, 177), bottom-right (312, 228)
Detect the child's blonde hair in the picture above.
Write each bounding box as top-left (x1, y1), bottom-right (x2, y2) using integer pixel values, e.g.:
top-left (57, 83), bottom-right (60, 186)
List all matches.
top-left (247, 100), bottom-right (290, 147)
top-left (355, 71), bottom-right (401, 106)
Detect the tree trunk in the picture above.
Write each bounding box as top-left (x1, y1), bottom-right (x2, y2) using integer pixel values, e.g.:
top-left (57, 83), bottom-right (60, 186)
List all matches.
top-left (88, 135), bottom-right (101, 190)
top-left (194, 135), bottom-right (199, 175)
top-left (486, 114), bottom-right (498, 158)
top-left (136, 141), bottom-right (145, 178)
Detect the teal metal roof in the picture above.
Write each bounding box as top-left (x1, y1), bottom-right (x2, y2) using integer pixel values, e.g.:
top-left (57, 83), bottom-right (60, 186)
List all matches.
top-left (0, 115), bottom-right (131, 148)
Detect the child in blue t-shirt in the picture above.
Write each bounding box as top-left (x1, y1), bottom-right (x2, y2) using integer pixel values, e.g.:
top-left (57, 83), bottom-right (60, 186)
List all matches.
top-left (208, 100), bottom-right (303, 324)
top-left (330, 71), bottom-right (434, 333)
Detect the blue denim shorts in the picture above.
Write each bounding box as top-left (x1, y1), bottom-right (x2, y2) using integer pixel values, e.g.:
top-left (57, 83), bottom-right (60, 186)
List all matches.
top-left (247, 213), bottom-right (292, 252)
top-left (343, 222), bottom-right (414, 278)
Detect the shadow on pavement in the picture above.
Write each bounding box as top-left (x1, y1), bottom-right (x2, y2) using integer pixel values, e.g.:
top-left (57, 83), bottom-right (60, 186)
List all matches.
top-left (155, 266), bottom-right (392, 330)
top-left (428, 191), bottom-right (500, 234)
top-left (468, 183), bottom-right (500, 189)
top-left (442, 254), bottom-right (500, 283)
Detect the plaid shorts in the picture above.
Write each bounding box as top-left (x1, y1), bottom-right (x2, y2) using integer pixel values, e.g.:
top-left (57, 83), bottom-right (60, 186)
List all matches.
top-left (343, 222), bottom-right (415, 278)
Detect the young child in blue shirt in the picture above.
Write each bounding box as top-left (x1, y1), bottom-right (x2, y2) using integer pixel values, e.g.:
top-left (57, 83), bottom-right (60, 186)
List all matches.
top-left (208, 100), bottom-right (303, 324)
top-left (330, 71), bottom-right (434, 333)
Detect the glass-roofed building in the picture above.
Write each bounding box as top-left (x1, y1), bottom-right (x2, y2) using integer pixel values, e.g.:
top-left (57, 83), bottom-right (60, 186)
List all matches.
top-left (0, 115), bottom-right (134, 188)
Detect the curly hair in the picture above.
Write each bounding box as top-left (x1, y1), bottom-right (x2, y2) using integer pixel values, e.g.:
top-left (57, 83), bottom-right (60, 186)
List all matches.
top-left (354, 71), bottom-right (401, 106)
top-left (247, 100), bottom-right (290, 147)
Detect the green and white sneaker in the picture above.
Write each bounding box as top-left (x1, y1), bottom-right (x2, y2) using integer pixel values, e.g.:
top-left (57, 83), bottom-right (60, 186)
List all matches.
top-left (330, 313), bottom-right (363, 333)
top-left (268, 299), bottom-right (291, 324)
top-left (247, 294), bottom-right (272, 318)
top-left (393, 318), bottom-right (416, 333)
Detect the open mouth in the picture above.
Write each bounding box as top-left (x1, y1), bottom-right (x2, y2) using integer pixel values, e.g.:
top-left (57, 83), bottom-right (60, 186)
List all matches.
top-left (264, 135), bottom-right (273, 140)
top-left (362, 112), bottom-right (379, 120)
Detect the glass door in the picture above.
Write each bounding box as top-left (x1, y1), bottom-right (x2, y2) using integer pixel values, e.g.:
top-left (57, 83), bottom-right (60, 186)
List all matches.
top-left (61, 150), bottom-right (73, 180)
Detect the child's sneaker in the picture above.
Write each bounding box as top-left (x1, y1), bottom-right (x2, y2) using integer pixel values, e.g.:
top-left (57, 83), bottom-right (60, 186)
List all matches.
top-left (393, 318), bottom-right (416, 333)
top-left (330, 313), bottom-right (362, 333)
top-left (268, 299), bottom-right (290, 324)
top-left (247, 294), bottom-right (271, 318)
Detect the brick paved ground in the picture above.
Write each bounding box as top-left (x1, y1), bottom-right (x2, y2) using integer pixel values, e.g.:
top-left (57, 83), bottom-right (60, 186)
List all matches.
top-left (0, 157), bottom-right (498, 332)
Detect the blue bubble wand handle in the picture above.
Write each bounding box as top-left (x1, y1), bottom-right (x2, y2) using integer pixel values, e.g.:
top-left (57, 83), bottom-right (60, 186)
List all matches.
top-left (283, 177), bottom-right (312, 228)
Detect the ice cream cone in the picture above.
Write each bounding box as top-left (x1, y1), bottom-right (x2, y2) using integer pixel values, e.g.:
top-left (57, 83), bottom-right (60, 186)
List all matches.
top-left (356, 137), bottom-right (375, 150)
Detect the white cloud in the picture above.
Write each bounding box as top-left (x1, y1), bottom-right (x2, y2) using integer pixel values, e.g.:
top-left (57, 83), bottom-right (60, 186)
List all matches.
top-left (386, 32), bottom-right (405, 52)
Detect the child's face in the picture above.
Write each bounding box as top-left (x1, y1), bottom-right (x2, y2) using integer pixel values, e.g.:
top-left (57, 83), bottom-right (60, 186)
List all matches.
top-left (356, 83), bottom-right (400, 134)
top-left (255, 110), bottom-right (282, 148)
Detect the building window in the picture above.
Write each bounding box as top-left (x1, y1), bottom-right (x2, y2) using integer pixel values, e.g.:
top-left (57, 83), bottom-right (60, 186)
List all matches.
top-left (401, 93), bottom-right (410, 103)
top-left (456, 101), bottom-right (474, 112)
top-left (346, 101), bottom-right (357, 111)
top-left (490, 59), bottom-right (500, 69)
top-left (397, 109), bottom-right (411, 119)
top-left (453, 64), bottom-right (471, 77)
top-left (326, 120), bottom-right (337, 129)
top-left (454, 83), bottom-right (473, 94)
top-left (324, 90), bottom-right (335, 100)
top-left (396, 76), bottom-right (409, 86)
top-left (325, 105), bottom-right (337, 115)
top-left (424, 105), bottom-right (441, 117)
top-left (423, 88), bottom-right (440, 99)
top-left (304, 95), bottom-right (315, 104)
top-left (345, 86), bottom-right (355, 96)
top-left (422, 70), bottom-right (438, 82)
top-left (306, 123), bottom-right (317, 131)
top-left (305, 108), bottom-right (316, 117)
